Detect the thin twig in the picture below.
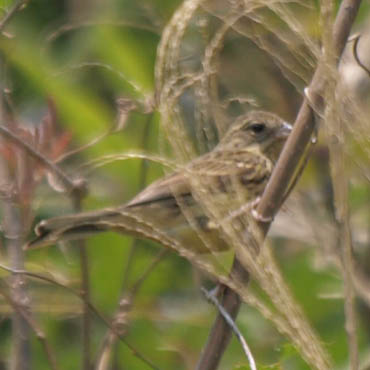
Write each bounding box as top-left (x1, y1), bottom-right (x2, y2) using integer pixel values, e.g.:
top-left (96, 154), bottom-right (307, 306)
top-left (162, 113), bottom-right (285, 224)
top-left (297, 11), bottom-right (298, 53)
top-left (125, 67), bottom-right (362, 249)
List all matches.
top-left (0, 281), bottom-right (59, 370)
top-left (121, 113), bottom-right (154, 288)
top-left (96, 113), bottom-right (162, 370)
top-left (329, 116), bottom-right (358, 369)
top-left (196, 259), bottom-right (244, 370)
top-left (0, 101), bottom-right (91, 369)
top-left (0, 125), bottom-right (85, 196)
top-left (95, 248), bottom-right (168, 370)
top-left (201, 287), bottom-right (257, 370)
top-left (46, 21), bottom-right (158, 45)
top-left (72, 193), bottom-right (91, 370)
top-left (0, 115), bottom-right (31, 369)
top-left (55, 129), bottom-right (112, 164)
top-left (130, 249), bottom-right (169, 297)
top-left (55, 96), bottom-right (139, 164)
top-left (0, 263), bottom-right (160, 370)
top-left (0, 0), bottom-right (29, 33)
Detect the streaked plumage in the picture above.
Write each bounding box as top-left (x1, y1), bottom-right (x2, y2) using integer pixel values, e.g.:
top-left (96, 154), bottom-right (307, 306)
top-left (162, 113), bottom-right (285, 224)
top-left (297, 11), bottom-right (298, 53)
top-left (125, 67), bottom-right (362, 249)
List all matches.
top-left (28, 111), bottom-right (291, 253)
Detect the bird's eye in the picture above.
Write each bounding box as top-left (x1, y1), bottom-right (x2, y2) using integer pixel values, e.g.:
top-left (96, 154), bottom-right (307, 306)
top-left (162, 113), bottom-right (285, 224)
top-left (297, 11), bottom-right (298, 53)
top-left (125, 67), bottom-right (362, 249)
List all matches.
top-left (249, 123), bottom-right (266, 134)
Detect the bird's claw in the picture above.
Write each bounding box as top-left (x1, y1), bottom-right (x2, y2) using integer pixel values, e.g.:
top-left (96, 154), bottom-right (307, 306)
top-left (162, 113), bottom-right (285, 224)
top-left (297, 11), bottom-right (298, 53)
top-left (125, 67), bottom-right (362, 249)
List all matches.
top-left (251, 208), bottom-right (273, 222)
top-left (251, 197), bottom-right (274, 223)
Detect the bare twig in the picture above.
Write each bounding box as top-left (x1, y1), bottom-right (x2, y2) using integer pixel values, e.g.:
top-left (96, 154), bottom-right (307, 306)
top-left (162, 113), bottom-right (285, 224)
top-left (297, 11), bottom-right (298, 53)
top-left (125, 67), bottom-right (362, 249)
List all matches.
top-left (46, 21), bottom-right (158, 45)
top-left (196, 259), bottom-right (244, 370)
top-left (0, 0), bottom-right (30, 33)
top-left (95, 113), bottom-right (168, 370)
top-left (329, 114), bottom-right (358, 368)
top-left (0, 121), bottom-right (31, 370)
top-left (0, 281), bottom-right (58, 370)
top-left (95, 249), bottom-right (168, 370)
top-left (0, 263), bottom-right (160, 370)
top-left (201, 287), bottom-right (257, 370)
top-left (0, 125), bottom-right (86, 196)
top-left (121, 113), bottom-right (154, 289)
top-left (130, 249), bottom-right (169, 297)
top-left (0, 107), bottom-right (90, 369)
top-left (55, 96), bottom-right (140, 164)
top-left (198, 1), bottom-right (362, 369)
top-left (71, 189), bottom-right (91, 370)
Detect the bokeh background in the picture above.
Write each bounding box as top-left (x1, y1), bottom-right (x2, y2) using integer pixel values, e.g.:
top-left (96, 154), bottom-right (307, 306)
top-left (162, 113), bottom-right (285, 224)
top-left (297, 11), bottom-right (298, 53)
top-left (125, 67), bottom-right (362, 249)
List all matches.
top-left (0, 0), bottom-right (370, 369)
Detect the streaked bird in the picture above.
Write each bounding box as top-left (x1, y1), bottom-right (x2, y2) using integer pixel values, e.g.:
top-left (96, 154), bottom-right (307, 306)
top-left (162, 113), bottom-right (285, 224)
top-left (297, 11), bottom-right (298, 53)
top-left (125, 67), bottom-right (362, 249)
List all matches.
top-left (28, 111), bottom-right (291, 253)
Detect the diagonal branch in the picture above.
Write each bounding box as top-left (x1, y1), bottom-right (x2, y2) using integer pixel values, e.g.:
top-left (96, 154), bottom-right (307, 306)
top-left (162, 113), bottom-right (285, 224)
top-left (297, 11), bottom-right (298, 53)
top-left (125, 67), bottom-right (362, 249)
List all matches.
top-left (0, 263), bottom-right (160, 370)
top-left (0, 0), bottom-right (30, 33)
top-left (0, 125), bottom-right (86, 196)
top-left (197, 1), bottom-right (362, 369)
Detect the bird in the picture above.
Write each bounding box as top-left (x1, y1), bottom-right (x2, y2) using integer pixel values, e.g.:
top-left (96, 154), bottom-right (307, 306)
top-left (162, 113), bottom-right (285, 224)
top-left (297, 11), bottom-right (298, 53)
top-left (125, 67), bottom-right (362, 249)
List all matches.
top-left (28, 111), bottom-right (292, 254)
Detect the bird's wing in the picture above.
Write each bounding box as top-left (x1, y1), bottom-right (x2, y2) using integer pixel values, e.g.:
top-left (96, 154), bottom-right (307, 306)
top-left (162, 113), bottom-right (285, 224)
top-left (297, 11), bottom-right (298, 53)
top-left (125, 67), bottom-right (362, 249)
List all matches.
top-left (127, 149), bottom-right (272, 208)
top-left (127, 172), bottom-right (191, 207)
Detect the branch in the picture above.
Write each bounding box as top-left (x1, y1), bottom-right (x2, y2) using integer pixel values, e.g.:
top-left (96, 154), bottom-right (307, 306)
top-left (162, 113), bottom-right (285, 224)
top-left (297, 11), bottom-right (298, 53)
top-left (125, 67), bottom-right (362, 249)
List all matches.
top-left (201, 287), bottom-right (256, 370)
top-left (196, 259), bottom-right (245, 370)
top-left (0, 127), bottom-right (31, 370)
top-left (0, 281), bottom-right (59, 370)
top-left (95, 113), bottom-right (166, 370)
top-left (0, 263), bottom-right (160, 370)
top-left (0, 125), bottom-right (86, 197)
top-left (256, 0), bottom-right (362, 224)
top-left (95, 249), bottom-right (168, 370)
top-left (197, 1), bottom-right (362, 369)
top-left (0, 0), bottom-right (30, 33)
top-left (73, 196), bottom-right (91, 370)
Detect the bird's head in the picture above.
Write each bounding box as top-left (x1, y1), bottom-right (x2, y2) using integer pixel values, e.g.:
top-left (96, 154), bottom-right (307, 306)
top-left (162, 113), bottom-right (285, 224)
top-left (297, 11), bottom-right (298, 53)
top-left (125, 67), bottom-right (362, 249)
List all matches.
top-left (220, 111), bottom-right (292, 161)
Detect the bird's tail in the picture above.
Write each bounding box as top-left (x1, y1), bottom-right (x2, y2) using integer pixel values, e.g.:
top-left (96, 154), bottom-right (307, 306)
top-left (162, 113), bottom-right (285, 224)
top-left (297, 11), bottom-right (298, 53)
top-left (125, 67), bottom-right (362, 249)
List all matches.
top-left (27, 207), bottom-right (161, 249)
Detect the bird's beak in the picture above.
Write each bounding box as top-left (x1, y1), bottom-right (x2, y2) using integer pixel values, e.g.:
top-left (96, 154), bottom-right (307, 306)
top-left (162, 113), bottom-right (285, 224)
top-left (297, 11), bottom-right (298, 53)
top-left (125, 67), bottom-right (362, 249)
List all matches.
top-left (277, 122), bottom-right (292, 139)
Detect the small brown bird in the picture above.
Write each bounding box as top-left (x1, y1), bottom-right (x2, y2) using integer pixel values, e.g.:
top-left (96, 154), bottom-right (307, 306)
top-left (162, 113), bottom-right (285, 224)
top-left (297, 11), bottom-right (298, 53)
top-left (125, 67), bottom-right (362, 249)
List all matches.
top-left (28, 111), bottom-right (291, 253)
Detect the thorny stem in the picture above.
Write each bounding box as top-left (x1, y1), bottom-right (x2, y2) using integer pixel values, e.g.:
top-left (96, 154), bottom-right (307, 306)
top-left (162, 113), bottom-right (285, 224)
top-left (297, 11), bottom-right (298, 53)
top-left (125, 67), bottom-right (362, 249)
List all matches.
top-left (198, 1), bottom-right (362, 369)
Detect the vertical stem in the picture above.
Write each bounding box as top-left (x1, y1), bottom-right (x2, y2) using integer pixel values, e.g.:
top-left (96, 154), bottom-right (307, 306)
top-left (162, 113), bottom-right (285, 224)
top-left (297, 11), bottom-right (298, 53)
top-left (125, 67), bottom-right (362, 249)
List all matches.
top-left (7, 205), bottom-right (31, 370)
top-left (329, 133), bottom-right (358, 370)
top-left (73, 196), bottom-right (91, 370)
top-left (195, 259), bottom-right (246, 370)
top-left (0, 64), bottom-right (30, 370)
top-left (0, 152), bottom-right (31, 370)
top-left (96, 114), bottom-right (154, 369)
top-left (121, 113), bottom-right (153, 289)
